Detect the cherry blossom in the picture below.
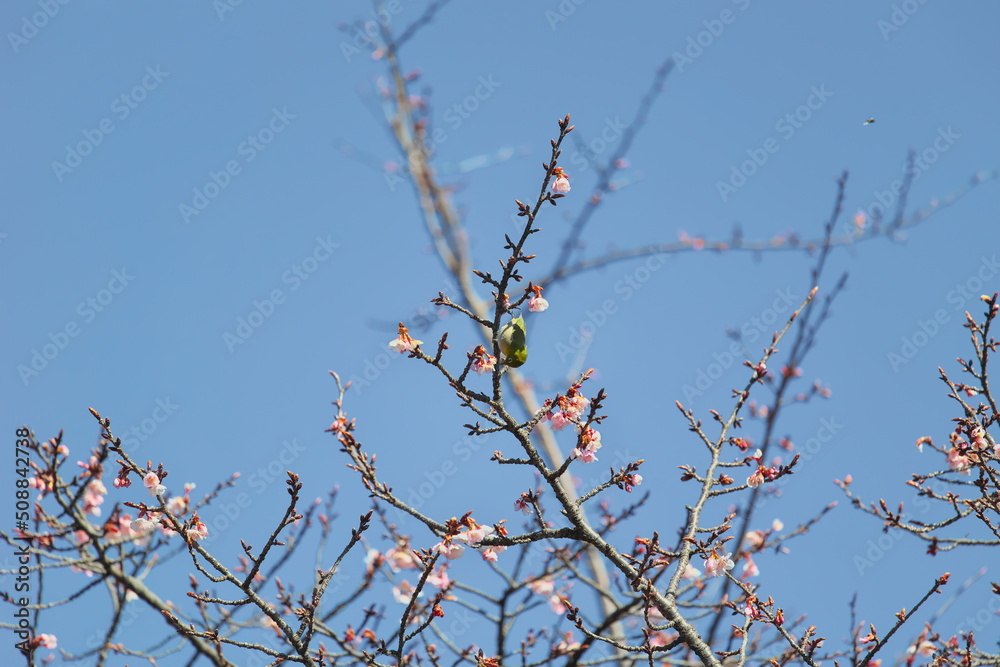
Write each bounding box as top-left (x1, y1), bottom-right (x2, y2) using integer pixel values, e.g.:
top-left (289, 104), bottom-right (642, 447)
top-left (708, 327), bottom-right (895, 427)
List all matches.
top-left (388, 323), bottom-right (423, 354)
top-left (432, 539), bottom-right (464, 560)
top-left (704, 550), bottom-right (734, 578)
top-left (471, 345), bottom-right (496, 375)
top-left (550, 167), bottom-right (571, 193)
top-left (513, 493), bottom-right (532, 514)
top-left (528, 577), bottom-right (555, 596)
top-left (143, 472), bottom-right (166, 497)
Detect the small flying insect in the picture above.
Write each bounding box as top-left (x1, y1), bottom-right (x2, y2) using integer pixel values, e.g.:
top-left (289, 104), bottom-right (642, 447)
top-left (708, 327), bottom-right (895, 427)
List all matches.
top-left (863, 117), bottom-right (876, 125)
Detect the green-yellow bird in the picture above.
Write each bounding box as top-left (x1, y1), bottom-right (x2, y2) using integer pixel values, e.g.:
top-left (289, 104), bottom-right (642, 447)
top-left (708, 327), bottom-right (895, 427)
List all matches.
top-left (498, 315), bottom-right (528, 367)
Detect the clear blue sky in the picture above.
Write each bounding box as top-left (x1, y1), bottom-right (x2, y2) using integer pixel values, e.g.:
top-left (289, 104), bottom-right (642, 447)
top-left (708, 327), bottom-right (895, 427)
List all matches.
top-left (3, 1), bottom-right (999, 663)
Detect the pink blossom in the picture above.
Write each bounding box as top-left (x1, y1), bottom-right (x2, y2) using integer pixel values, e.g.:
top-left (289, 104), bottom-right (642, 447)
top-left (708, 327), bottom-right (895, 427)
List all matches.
top-left (28, 476), bottom-right (52, 493)
top-left (741, 555), bottom-right (759, 578)
top-left (529, 295), bottom-right (549, 312)
top-left (427, 565), bottom-right (451, 589)
top-left (550, 168), bottom-right (571, 193)
top-left (553, 631), bottom-right (580, 655)
top-left (744, 530), bottom-right (766, 549)
top-left (548, 411), bottom-right (573, 431)
top-left (853, 210), bottom-right (867, 231)
top-left (385, 545), bottom-right (419, 570)
top-left (572, 447), bottom-right (598, 463)
top-left (364, 548), bottom-right (383, 572)
top-left (83, 480), bottom-right (107, 516)
top-left (388, 323), bottom-right (423, 354)
top-left (144, 472), bottom-right (166, 497)
top-left (649, 631), bottom-right (673, 647)
top-left (622, 473), bottom-right (642, 492)
top-left (513, 493), bottom-right (532, 514)
top-left (947, 447), bottom-right (971, 473)
top-left (433, 540), bottom-right (464, 560)
top-left (970, 426), bottom-right (989, 451)
top-left (564, 393), bottom-right (589, 417)
top-left (464, 523), bottom-right (494, 546)
top-left (548, 594), bottom-right (568, 614)
top-left (908, 640), bottom-right (936, 657)
top-left (131, 518), bottom-right (156, 534)
top-left (645, 604), bottom-right (667, 623)
top-left (528, 578), bottom-right (555, 596)
top-left (472, 350), bottom-right (496, 375)
top-left (551, 178), bottom-right (570, 193)
top-left (704, 551), bottom-right (734, 578)
top-left (481, 545), bottom-right (505, 562)
top-left (392, 580), bottom-right (416, 604)
top-left (33, 633), bottom-right (57, 649)
top-left (166, 494), bottom-right (189, 516)
top-left (188, 515), bottom-right (209, 541)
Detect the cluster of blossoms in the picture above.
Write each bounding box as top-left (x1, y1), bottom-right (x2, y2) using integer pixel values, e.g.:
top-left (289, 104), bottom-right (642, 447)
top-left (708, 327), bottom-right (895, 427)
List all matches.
top-left (941, 425), bottom-right (998, 474)
top-left (620, 471), bottom-right (643, 492)
top-left (432, 518), bottom-right (507, 562)
top-left (363, 542), bottom-right (454, 608)
top-left (572, 427), bottom-right (602, 463)
top-left (544, 387), bottom-right (589, 431)
top-left (470, 345), bottom-right (496, 375)
top-left (741, 596), bottom-right (785, 626)
top-left (746, 449), bottom-right (780, 488)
